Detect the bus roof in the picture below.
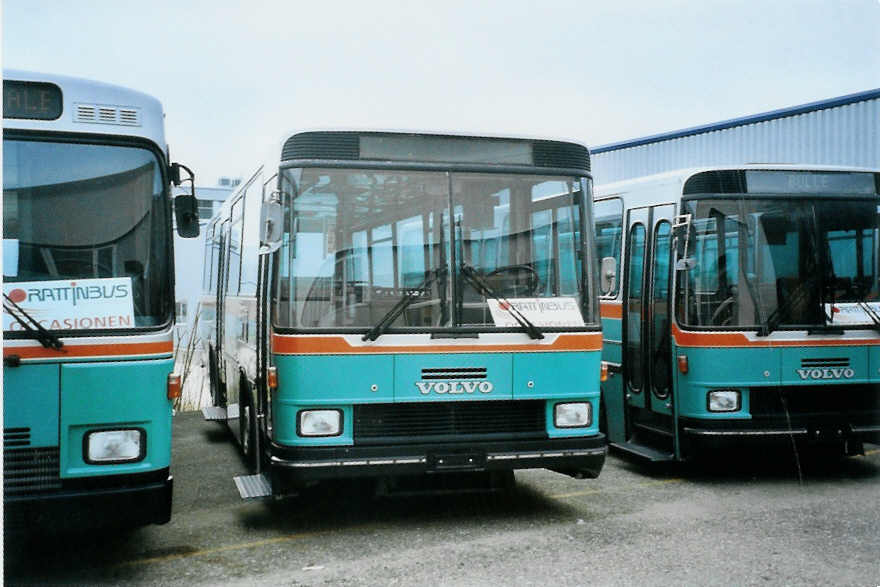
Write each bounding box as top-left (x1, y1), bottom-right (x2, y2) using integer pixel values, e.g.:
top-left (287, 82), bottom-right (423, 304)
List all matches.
top-left (3, 69), bottom-right (167, 150)
top-left (279, 129), bottom-right (591, 172)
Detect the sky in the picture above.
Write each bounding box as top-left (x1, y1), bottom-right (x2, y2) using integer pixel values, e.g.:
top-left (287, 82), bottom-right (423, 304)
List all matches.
top-left (3, 0), bottom-right (879, 185)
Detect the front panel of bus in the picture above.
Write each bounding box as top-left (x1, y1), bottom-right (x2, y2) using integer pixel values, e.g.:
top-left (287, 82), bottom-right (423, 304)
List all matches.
top-left (672, 169), bottom-right (880, 453)
top-left (264, 133), bottom-right (605, 486)
top-left (3, 129), bottom-right (175, 526)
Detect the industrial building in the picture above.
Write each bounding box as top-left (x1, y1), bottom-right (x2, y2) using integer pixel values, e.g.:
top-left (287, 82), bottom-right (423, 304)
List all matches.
top-left (591, 88), bottom-right (880, 184)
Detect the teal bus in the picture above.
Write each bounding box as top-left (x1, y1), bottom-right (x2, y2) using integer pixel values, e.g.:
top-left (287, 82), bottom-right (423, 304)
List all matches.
top-left (3, 70), bottom-right (199, 528)
top-left (594, 165), bottom-right (880, 461)
top-left (199, 130), bottom-right (605, 498)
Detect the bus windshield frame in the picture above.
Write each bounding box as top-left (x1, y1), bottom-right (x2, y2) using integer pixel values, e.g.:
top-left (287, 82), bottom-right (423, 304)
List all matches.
top-left (675, 190), bottom-right (880, 332)
top-left (3, 132), bottom-right (174, 335)
top-left (273, 164), bottom-right (598, 334)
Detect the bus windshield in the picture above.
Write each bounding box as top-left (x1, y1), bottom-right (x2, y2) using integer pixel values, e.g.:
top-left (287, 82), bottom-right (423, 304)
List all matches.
top-left (3, 139), bottom-right (172, 330)
top-left (275, 167), bottom-right (593, 331)
top-left (676, 196), bottom-right (880, 330)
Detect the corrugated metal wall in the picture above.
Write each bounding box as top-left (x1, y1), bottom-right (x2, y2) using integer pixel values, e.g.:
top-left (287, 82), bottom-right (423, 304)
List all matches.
top-left (591, 93), bottom-right (880, 184)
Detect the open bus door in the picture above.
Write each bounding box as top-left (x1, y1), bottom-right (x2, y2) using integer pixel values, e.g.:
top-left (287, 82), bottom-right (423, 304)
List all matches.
top-left (620, 203), bottom-right (677, 460)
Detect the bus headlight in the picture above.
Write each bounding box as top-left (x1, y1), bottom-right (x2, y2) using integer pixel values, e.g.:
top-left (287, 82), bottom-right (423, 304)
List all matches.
top-left (554, 402), bottom-right (591, 428)
top-left (707, 390), bottom-right (741, 412)
top-left (298, 410), bottom-right (343, 437)
top-left (85, 429), bottom-right (145, 464)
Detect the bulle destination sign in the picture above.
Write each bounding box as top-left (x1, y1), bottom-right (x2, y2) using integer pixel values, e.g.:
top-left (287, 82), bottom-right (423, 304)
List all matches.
top-left (4, 80), bottom-right (63, 120)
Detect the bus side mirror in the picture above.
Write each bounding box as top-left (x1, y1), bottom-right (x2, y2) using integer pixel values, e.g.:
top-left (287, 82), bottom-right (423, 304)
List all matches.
top-left (600, 256), bottom-right (616, 295)
top-left (259, 201), bottom-right (283, 254)
top-left (174, 194), bottom-right (200, 238)
top-left (170, 162), bottom-right (199, 238)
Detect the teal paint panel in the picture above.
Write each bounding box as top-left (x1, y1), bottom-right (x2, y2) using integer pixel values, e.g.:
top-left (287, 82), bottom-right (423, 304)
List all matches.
top-left (274, 354), bottom-right (394, 403)
top-left (601, 317), bottom-right (622, 364)
top-left (512, 351), bottom-right (599, 399)
top-left (273, 404), bottom-right (353, 446)
top-left (545, 397), bottom-right (600, 438)
top-left (3, 364), bottom-right (60, 448)
top-left (60, 359), bottom-right (173, 478)
top-left (677, 347), bottom-right (778, 419)
top-left (601, 374), bottom-right (626, 443)
top-left (395, 353), bottom-right (513, 401)
top-left (780, 346), bottom-right (870, 385)
top-left (870, 346), bottom-right (880, 383)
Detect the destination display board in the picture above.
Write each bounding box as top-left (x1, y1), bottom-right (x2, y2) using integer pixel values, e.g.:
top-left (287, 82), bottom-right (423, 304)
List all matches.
top-left (3, 80), bottom-right (63, 120)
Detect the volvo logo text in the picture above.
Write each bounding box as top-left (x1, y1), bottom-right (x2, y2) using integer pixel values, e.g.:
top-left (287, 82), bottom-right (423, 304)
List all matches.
top-left (415, 381), bottom-right (494, 395)
top-left (796, 367), bottom-right (855, 380)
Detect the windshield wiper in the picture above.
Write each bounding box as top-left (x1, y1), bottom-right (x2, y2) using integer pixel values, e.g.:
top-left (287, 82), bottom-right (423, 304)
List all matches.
top-left (3, 293), bottom-right (65, 350)
top-left (362, 268), bottom-right (447, 342)
top-left (459, 262), bottom-right (544, 340)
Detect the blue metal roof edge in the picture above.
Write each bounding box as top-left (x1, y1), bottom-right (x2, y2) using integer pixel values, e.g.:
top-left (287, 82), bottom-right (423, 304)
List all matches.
top-left (591, 88), bottom-right (880, 154)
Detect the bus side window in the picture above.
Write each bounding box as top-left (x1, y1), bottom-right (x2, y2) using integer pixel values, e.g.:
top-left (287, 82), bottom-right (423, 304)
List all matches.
top-left (594, 198), bottom-right (623, 297)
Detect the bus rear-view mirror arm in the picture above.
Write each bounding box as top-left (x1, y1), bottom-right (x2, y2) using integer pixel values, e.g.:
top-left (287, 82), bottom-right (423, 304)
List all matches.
top-left (170, 162), bottom-right (199, 238)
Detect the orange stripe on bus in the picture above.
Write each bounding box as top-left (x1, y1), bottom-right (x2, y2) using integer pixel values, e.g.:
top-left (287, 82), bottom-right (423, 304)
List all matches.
top-left (271, 333), bottom-right (603, 355)
top-left (600, 302), bottom-right (622, 319)
top-left (671, 323), bottom-right (880, 348)
top-left (3, 341), bottom-right (174, 359)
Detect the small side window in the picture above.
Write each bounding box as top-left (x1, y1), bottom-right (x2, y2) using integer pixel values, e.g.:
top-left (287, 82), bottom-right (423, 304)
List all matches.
top-left (594, 198), bottom-right (623, 297)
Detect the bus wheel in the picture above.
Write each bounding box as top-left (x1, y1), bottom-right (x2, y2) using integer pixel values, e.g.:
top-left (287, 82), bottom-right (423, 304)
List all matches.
top-left (239, 395), bottom-right (258, 472)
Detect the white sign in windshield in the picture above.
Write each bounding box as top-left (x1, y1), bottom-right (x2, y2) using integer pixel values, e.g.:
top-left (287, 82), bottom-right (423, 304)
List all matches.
top-left (487, 297), bottom-right (585, 328)
top-left (825, 302), bottom-right (880, 325)
top-left (3, 277), bottom-right (136, 331)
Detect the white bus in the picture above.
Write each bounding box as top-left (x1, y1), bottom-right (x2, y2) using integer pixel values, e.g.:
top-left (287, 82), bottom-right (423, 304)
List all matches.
top-left (3, 70), bottom-right (198, 529)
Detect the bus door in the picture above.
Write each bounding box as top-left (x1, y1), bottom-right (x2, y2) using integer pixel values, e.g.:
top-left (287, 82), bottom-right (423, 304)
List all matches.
top-left (623, 204), bottom-right (676, 455)
top-left (215, 218), bottom-right (231, 407)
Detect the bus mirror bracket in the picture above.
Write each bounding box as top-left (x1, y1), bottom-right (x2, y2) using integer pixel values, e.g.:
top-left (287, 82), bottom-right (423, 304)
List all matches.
top-left (259, 198), bottom-right (283, 254)
top-left (171, 162), bottom-right (199, 238)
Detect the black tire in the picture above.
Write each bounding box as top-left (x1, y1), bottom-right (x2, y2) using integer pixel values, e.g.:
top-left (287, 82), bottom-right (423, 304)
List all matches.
top-left (239, 389), bottom-right (258, 472)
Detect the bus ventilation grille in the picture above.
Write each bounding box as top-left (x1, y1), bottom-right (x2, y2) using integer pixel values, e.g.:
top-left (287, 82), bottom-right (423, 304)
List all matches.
top-left (353, 400), bottom-right (546, 445)
top-left (533, 141), bottom-right (590, 172)
top-left (74, 103), bottom-right (141, 126)
top-left (801, 357), bottom-right (849, 368)
top-left (420, 367), bottom-right (487, 380)
top-left (3, 447), bottom-right (62, 497)
top-left (4, 427), bottom-right (31, 448)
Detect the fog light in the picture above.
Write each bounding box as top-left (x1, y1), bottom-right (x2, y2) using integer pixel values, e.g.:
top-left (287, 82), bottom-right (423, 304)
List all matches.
top-left (554, 402), bottom-right (591, 428)
top-left (707, 390), bottom-right (741, 412)
top-left (85, 429), bottom-right (145, 463)
top-left (298, 410), bottom-right (342, 437)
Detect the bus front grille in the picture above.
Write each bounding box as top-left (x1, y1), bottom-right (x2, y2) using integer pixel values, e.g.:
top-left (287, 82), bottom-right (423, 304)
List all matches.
top-left (3, 447), bottom-right (62, 497)
top-left (749, 385), bottom-right (879, 418)
top-left (4, 427), bottom-right (31, 448)
top-left (354, 400), bottom-right (546, 445)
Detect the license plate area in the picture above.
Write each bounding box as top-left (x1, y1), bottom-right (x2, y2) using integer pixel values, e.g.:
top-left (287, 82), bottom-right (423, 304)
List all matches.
top-left (427, 451), bottom-right (487, 471)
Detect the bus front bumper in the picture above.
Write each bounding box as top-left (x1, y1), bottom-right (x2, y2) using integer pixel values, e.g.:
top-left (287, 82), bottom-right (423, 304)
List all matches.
top-left (268, 435), bottom-right (606, 486)
top-left (680, 417), bottom-right (880, 451)
top-left (4, 470), bottom-right (173, 532)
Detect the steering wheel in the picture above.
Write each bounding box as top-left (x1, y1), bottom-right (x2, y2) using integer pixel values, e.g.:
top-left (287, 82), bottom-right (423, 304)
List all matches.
top-left (711, 296), bottom-right (736, 326)
top-left (485, 265), bottom-right (541, 297)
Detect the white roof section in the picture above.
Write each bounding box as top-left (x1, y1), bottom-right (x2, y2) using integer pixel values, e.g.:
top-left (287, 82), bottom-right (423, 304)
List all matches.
top-left (3, 69), bottom-right (167, 150)
top-left (595, 163), bottom-right (880, 197)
